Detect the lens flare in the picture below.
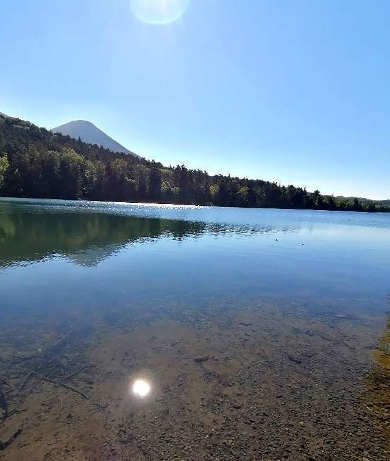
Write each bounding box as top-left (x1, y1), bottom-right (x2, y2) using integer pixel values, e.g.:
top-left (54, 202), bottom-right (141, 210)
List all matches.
top-left (129, 0), bottom-right (190, 25)
top-left (132, 379), bottom-right (151, 397)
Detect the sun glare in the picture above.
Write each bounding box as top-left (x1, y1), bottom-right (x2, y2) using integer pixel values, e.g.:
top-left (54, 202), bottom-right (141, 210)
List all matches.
top-left (129, 0), bottom-right (190, 25)
top-left (132, 379), bottom-right (151, 397)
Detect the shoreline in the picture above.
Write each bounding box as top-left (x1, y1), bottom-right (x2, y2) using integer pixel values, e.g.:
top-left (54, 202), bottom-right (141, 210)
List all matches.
top-left (1, 195), bottom-right (390, 213)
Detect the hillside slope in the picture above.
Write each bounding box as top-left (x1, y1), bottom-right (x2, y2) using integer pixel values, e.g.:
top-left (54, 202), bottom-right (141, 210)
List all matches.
top-left (0, 114), bottom-right (388, 212)
top-left (52, 120), bottom-right (139, 158)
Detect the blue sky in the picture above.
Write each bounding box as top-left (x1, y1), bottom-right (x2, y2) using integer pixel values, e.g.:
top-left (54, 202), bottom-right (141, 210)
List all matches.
top-left (0, 0), bottom-right (389, 199)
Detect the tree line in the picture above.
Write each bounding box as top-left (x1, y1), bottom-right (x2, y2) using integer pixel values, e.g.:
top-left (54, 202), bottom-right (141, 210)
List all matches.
top-left (0, 114), bottom-right (388, 212)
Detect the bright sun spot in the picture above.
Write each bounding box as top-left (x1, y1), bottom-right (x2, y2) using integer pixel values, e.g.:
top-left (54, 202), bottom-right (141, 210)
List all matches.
top-left (129, 0), bottom-right (190, 25)
top-left (132, 379), bottom-right (151, 397)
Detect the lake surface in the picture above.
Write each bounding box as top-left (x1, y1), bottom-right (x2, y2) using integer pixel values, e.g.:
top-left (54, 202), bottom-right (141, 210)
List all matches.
top-left (0, 198), bottom-right (389, 460)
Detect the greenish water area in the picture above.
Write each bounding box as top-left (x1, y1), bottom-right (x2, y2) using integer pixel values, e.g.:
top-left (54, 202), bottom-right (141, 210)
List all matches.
top-left (0, 198), bottom-right (390, 460)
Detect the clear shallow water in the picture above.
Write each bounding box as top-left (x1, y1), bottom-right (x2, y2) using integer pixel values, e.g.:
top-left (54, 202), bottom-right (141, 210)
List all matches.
top-left (0, 197), bottom-right (389, 319)
top-left (1, 198), bottom-right (390, 459)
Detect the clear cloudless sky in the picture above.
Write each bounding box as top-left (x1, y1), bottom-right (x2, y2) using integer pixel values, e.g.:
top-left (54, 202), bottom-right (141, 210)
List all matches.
top-left (0, 0), bottom-right (389, 199)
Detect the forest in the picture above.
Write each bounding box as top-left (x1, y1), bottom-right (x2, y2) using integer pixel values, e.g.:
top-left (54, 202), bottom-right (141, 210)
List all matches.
top-left (0, 114), bottom-right (388, 212)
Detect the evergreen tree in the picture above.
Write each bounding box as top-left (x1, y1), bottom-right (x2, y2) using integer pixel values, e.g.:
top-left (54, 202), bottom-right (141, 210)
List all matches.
top-left (149, 161), bottom-right (162, 200)
top-left (0, 114), bottom-right (388, 213)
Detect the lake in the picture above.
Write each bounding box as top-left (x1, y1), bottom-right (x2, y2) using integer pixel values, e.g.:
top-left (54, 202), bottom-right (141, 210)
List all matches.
top-left (0, 198), bottom-right (389, 460)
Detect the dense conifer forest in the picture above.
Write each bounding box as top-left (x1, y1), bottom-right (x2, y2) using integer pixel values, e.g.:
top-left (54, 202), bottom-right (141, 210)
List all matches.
top-left (0, 114), bottom-right (388, 212)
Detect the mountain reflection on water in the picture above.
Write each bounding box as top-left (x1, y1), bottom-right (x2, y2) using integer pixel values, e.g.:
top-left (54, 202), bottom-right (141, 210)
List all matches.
top-left (0, 207), bottom-right (206, 268)
top-left (0, 198), bottom-right (389, 316)
top-left (0, 199), bottom-right (290, 268)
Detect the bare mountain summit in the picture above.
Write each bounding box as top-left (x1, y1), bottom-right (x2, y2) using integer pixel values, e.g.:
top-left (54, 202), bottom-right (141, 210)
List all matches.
top-left (51, 120), bottom-right (139, 157)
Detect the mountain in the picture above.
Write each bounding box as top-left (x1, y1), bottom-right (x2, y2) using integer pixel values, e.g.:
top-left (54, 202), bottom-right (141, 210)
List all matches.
top-left (1, 113), bottom-right (388, 211)
top-left (51, 120), bottom-right (139, 158)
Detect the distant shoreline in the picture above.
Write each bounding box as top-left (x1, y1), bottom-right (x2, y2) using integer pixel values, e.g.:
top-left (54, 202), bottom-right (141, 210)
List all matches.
top-left (1, 195), bottom-right (389, 214)
top-left (1, 114), bottom-right (389, 214)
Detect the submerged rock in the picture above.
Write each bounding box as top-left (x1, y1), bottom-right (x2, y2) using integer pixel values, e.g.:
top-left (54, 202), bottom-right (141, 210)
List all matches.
top-left (194, 355), bottom-right (209, 363)
top-left (288, 355), bottom-right (302, 364)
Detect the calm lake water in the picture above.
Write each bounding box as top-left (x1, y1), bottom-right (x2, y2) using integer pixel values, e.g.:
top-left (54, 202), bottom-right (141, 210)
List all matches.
top-left (1, 198), bottom-right (389, 319)
top-left (0, 197), bottom-right (390, 460)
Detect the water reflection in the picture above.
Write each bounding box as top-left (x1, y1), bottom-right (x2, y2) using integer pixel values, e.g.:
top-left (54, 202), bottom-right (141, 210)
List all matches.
top-left (0, 206), bottom-right (207, 268)
top-left (132, 379), bottom-right (151, 398)
top-left (1, 198), bottom-right (389, 320)
top-left (0, 200), bottom-right (290, 269)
